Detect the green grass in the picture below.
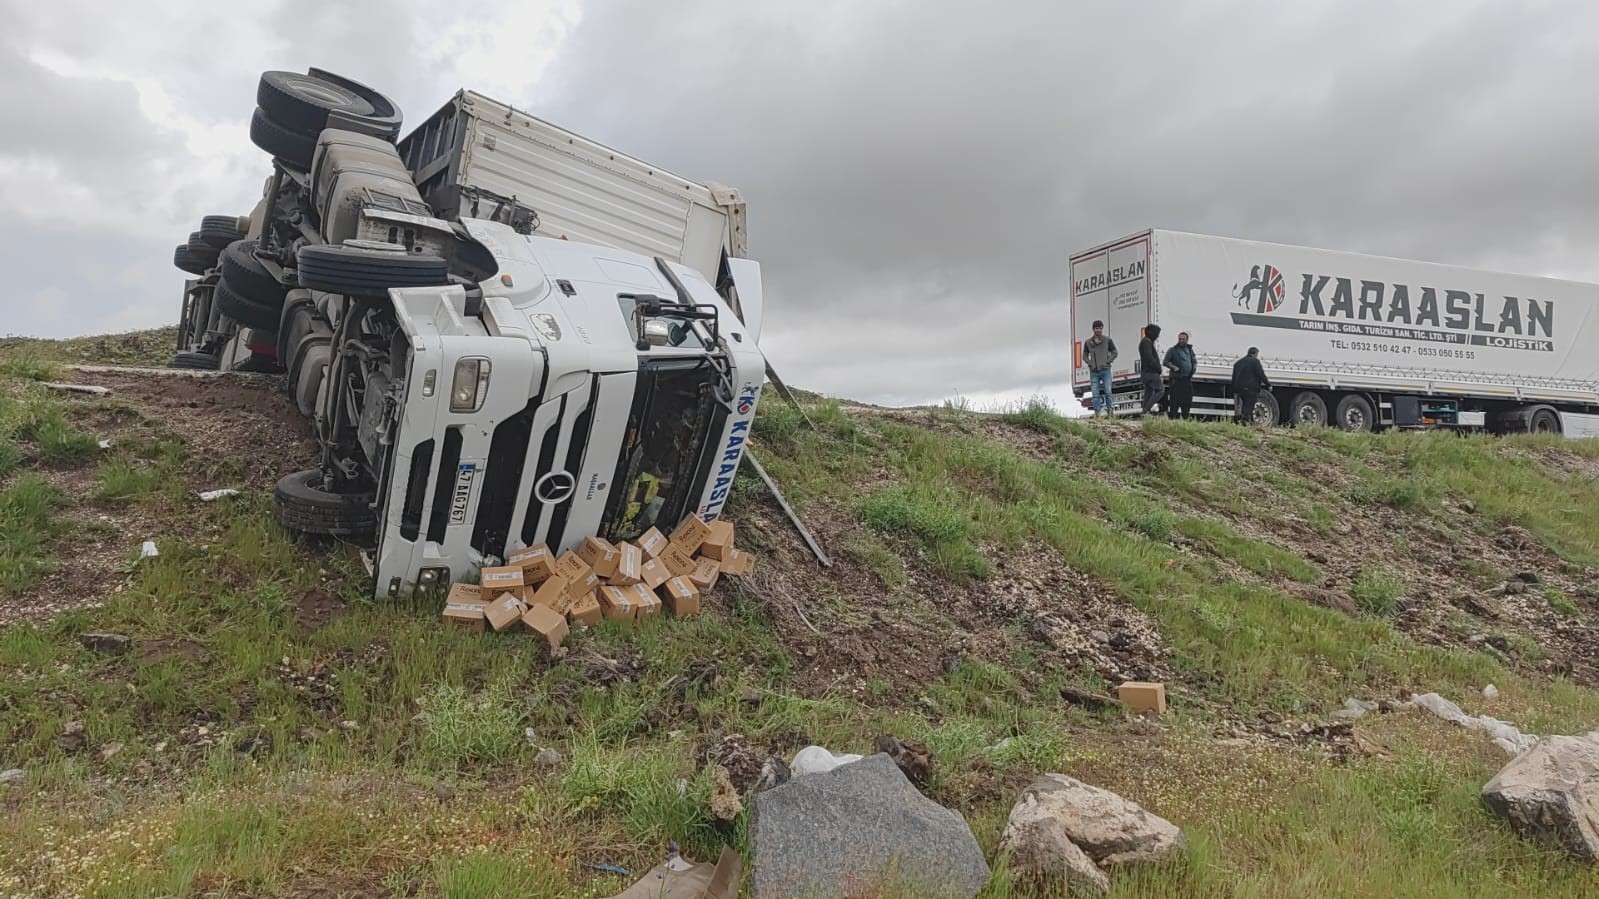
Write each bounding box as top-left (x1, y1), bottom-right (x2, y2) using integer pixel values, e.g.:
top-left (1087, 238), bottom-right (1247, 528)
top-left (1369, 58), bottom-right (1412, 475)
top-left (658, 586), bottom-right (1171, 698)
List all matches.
top-left (0, 474), bottom-right (63, 593)
top-left (1352, 567), bottom-right (1405, 616)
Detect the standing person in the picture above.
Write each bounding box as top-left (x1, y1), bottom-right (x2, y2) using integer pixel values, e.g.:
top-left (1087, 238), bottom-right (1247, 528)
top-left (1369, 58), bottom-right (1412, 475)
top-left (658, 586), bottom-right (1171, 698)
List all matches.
top-left (1162, 331), bottom-right (1196, 420)
top-left (1083, 320), bottom-right (1117, 417)
top-left (1231, 346), bottom-right (1271, 424)
top-left (1138, 324), bottom-right (1165, 416)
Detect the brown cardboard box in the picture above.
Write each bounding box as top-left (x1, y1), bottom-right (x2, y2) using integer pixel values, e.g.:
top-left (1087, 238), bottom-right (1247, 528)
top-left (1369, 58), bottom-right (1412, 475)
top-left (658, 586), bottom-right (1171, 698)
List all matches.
top-left (521, 602), bottom-right (569, 647)
top-left (633, 582), bottom-right (661, 619)
top-left (479, 565), bottom-right (525, 594)
top-left (567, 590), bottom-right (602, 627)
top-left (507, 544), bottom-right (557, 582)
top-left (669, 514), bottom-right (712, 555)
top-left (578, 535), bottom-right (622, 578)
top-left (599, 585), bottom-right (641, 622)
top-left (567, 570), bottom-right (601, 599)
top-left (699, 520), bottom-right (735, 560)
top-left (442, 583), bottom-right (487, 631)
top-left (689, 557), bottom-right (721, 593)
top-left (526, 576), bottom-right (570, 610)
top-left (719, 547), bottom-right (755, 577)
top-left (641, 557), bottom-right (669, 590)
top-left (485, 592), bottom-right (526, 632)
top-left (610, 543), bottom-right (643, 586)
top-left (1117, 681), bottom-right (1168, 715)
top-left (660, 576), bottom-right (701, 617)
top-left (554, 551), bottom-right (592, 585)
top-left (637, 527), bottom-right (670, 560)
top-left (445, 583), bottom-right (483, 606)
top-left (660, 543), bottom-right (698, 577)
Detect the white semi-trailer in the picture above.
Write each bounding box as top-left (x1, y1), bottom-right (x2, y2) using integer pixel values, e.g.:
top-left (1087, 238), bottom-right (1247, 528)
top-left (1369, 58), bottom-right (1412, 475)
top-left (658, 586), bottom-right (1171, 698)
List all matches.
top-left (1069, 230), bottom-right (1599, 436)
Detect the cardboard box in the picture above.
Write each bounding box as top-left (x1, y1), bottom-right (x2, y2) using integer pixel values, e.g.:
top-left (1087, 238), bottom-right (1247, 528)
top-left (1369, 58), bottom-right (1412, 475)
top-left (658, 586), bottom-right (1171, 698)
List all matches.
top-left (1117, 681), bottom-right (1168, 715)
top-left (669, 514), bottom-right (712, 555)
top-left (441, 584), bottom-right (487, 631)
top-left (610, 543), bottom-right (643, 586)
top-left (578, 536), bottom-right (622, 579)
top-left (567, 590), bottom-right (602, 627)
top-left (445, 583), bottom-right (483, 606)
top-left (507, 544), bottom-right (557, 582)
top-left (485, 592), bottom-right (527, 632)
top-left (637, 527), bottom-right (670, 560)
top-left (689, 557), bottom-right (721, 593)
top-left (660, 543), bottom-right (698, 577)
top-left (521, 602), bottom-right (569, 647)
top-left (526, 575), bottom-right (570, 610)
top-left (479, 565), bottom-right (525, 594)
top-left (554, 551), bottom-right (592, 585)
top-left (719, 547), bottom-right (755, 577)
top-left (660, 576), bottom-right (701, 617)
top-left (641, 557), bottom-right (670, 590)
top-left (700, 520), bottom-right (735, 560)
top-left (599, 585), bottom-right (642, 622)
top-left (634, 582), bottom-right (661, 619)
top-left (567, 570), bottom-right (601, 599)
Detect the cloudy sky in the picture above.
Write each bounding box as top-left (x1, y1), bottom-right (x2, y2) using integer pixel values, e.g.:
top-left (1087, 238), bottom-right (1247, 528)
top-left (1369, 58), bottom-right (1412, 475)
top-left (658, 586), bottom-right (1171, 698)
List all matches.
top-left (3, 0), bottom-right (1597, 408)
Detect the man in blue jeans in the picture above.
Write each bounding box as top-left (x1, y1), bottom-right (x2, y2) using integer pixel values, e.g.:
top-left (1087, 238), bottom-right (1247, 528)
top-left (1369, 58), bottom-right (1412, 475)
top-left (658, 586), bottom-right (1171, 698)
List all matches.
top-left (1082, 320), bottom-right (1118, 416)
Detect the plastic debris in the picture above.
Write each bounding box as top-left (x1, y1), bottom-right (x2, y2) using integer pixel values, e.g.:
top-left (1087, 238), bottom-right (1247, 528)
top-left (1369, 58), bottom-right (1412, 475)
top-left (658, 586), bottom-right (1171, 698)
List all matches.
top-left (140, 541), bottom-right (159, 559)
top-left (1331, 697), bottom-right (1378, 720)
top-left (603, 847), bottom-right (741, 899)
top-left (1483, 683), bottom-right (1500, 700)
top-left (197, 488), bottom-right (239, 502)
top-left (97, 439), bottom-right (113, 450)
top-left (1408, 692), bottom-right (1536, 756)
top-left (790, 745), bottom-right (865, 777)
top-left (42, 382), bottom-right (109, 395)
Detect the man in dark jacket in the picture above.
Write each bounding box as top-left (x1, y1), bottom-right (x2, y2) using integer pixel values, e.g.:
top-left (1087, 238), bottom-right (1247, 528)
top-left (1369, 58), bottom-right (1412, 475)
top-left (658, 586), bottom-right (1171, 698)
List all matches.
top-left (1232, 346), bottom-right (1271, 424)
top-left (1138, 324), bottom-right (1165, 415)
top-left (1082, 320), bottom-right (1118, 417)
top-left (1162, 331), bottom-right (1196, 419)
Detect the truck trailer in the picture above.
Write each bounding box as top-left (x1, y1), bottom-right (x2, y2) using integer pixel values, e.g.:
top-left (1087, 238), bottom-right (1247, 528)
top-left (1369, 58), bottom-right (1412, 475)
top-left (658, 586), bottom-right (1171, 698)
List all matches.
top-left (1069, 229), bottom-right (1599, 436)
top-left (168, 69), bottom-right (766, 599)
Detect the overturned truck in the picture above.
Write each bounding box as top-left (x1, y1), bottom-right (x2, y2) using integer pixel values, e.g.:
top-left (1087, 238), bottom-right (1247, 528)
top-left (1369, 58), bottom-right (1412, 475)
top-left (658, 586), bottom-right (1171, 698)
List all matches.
top-left (170, 69), bottom-right (767, 598)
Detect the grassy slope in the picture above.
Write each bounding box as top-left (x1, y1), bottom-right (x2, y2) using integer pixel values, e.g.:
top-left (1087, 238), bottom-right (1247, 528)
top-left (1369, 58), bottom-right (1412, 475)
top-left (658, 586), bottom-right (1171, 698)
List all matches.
top-left (0, 342), bottom-right (1597, 896)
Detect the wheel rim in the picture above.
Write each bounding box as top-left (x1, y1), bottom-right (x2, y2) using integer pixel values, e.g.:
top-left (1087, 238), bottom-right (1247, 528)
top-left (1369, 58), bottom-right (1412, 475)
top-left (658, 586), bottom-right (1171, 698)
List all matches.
top-left (1342, 406), bottom-right (1367, 431)
top-left (1296, 403), bottom-right (1322, 425)
top-left (1255, 400), bottom-right (1273, 424)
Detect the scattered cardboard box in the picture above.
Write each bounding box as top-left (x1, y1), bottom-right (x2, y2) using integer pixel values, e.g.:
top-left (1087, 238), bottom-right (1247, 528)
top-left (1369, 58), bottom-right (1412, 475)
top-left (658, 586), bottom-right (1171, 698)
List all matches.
top-left (579, 536), bottom-right (622, 578)
top-left (610, 542), bottom-right (643, 586)
top-left (480, 565), bottom-right (525, 594)
top-left (442, 583), bottom-right (488, 631)
top-left (507, 544), bottom-right (557, 582)
top-left (660, 543), bottom-right (698, 577)
top-left (700, 520), bottom-right (735, 561)
top-left (719, 547), bottom-right (754, 577)
top-left (521, 602), bottom-right (569, 647)
top-left (631, 582), bottom-right (662, 619)
top-left (554, 551), bottom-right (592, 586)
top-left (568, 590), bottom-right (602, 627)
top-left (1117, 681), bottom-right (1167, 715)
top-left (661, 576), bottom-right (701, 617)
top-left (689, 558), bottom-right (721, 593)
top-left (599, 585), bottom-right (642, 622)
top-left (567, 570), bottom-right (601, 599)
top-left (637, 527), bottom-right (670, 560)
top-left (641, 557), bottom-right (670, 590)
top-left (527, 576), bottom-right (570, 610)
top-left (669, 514), bottom-right (712, 555)
top-left (485, 592), bottom-right (527, 632)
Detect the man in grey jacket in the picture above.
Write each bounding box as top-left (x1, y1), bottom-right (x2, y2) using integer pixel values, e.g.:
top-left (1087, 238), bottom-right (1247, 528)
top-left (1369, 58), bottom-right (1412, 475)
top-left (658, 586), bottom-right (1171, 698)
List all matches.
top-left (1082, 320), bottom-right (1117, 417)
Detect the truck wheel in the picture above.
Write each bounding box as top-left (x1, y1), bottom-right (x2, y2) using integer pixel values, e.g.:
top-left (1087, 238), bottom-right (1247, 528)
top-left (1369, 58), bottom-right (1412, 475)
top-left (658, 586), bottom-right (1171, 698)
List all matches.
top-left (273, 469), bottom-right (377, 537)
top-left (214, 278), bottom-right (282, 332)
top-left (173, 245), bottom-right (212, 275)
top-left (1333, 394), bottom-right (1375, 432)
top-left (185, 232), bottom-right (221, 263)
top-left (168, 351), bottom-right (219, 371)
top-left (1253, 391), bottom-right (1281, 426)
top-left (1288, 391), bottom-right (1327, 427)
top-left (219, 240), bottom-right (287, 304)
top-left (249, 108), bottom-right (318, 169)
top-left (1530, 407), bottom-right (1562, 434)
top-left (258, 71), bottom-right (376, 136)
top-left (200, 215), bottom-right (247, 248)
top-left (296, 244), bottom-right (450, 297)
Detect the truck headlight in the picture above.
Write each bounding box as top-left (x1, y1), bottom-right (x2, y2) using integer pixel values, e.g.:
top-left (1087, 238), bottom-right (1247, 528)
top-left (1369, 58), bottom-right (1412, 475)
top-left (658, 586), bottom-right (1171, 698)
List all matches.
top-left (450, 357), bottom-right (491, 412)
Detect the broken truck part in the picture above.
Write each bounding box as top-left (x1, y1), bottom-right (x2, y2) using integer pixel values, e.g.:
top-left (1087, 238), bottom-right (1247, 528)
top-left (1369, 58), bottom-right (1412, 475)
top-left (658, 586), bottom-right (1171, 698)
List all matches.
top-left (167, 69), bottom-right (767, 599)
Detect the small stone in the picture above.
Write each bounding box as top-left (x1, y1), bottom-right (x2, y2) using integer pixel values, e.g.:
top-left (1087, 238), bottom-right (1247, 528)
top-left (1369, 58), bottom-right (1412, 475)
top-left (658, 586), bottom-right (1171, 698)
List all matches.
top-left (432, 782), bottom-right (455, 802)
top-left (874, 734), bottom-right (934, 787)
top-left (154, 741), bottom-right (168, 752)
top-left (1468, 634), bottom-right (1487, 644)
top-left (1090, 630), bottom-right (1111, 644)
top-left (1461, 500), bottom-right (1477, 514)
top-left (0, 769), bottom-right (23, 785)
top-left (99, 742), bottom-right (123, 762)
top-left (1515, 571), bottom-right (1541, 584)
top-left (710, 765), bottom-right (743, 822)
top-left (1484, 684), bottom-right (1500, 700)
top-left (550, 645), bottom-right (569, 661)
top-left (741, 686), bottom-right (763, 704)
top-left (339, 720), bottom-right (359, 731)
top-left (535, 748), bottom-right (563, 767)
top-left (57, 722), bottom-right (86, 753)
top-left (754, 755), bottom-right (792, 793)
top-left (524, 727), bottom-right (537, 745)
top-left (197, 726), bottom-right (210, 736)
top-left (79, 633), bottom-right (132, 656)
top-left (1502, 580), bottom-right (1529, 596)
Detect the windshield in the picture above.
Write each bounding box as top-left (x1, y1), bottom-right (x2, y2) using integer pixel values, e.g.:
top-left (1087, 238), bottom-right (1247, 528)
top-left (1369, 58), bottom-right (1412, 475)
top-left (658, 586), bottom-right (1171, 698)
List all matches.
top-left (603, 357), bottom-right (725, 542)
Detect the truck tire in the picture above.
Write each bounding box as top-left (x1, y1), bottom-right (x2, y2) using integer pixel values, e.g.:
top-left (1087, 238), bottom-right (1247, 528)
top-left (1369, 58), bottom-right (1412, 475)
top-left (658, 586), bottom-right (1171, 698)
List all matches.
top-left (249, 108), bottom-right (318, 168)
top-left (185, 232), bottom-right (221, 263)
top-left (1333, 394), bottom-right (1375, 432)
top-left (219, 240), bottom-right (287, 305)
top-left (1530, 407), bottom-right (1562, 434)
top-left (258, 71), bottom-right (377, 134)
top-left (168, 351), bottom-right (219, 371)
top-left (296, 244), bottom-right (450, 297)
top-left (1253, 391), bottom-right (1281, 426)
top-left (1288, 391), bottom-right (1327, 427)
top-left (273, 469), bottom-right (377, 537)
top-left (199, 215), bottom-right (247, 248)
top-left (214, 278), bottom-right (281, 332)
top-left (173, 245), bottom-right (212, 275)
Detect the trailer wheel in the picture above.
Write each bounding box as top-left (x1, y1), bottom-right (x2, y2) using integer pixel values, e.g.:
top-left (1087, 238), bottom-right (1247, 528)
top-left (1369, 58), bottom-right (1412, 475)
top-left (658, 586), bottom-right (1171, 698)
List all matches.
top-left (1333, 394), bottom-right (1375, 432)
top-left (219, 240), bottom-right (287, 305)
top-left (214, 278), bottom-right (282, 332)
top-left (185, 232), bottom-right (221, 264)
top-left (296, 244), bottom-right (450, 297)
top-left (258, 71), bottom-right (377, 137)
top-left (199, 215), bottom-right (248, 248)
top-left (249, 108), bottom-right (318, 169)
top-left (1530, 407), bottom-right (1562, 435)
top-left (173, 245), bottom-right (212, 275)
top-left (1288, 391), bottom-right (1327, 427)
top-left (273, 469), bottom-right (377, 537)
top-left (168, 351), bottom-right (219, 371)
top-left (1252, 391), bottom-right (1281, 426)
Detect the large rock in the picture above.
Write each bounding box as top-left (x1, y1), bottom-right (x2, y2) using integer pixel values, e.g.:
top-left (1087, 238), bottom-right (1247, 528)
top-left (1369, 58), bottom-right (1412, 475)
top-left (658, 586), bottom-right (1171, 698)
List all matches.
top-left (998, 789), bottom-right (1110, 895)
top-left (999, 775), bottom-right (1185, 870)
top-left (1481, 732), bottom-right (1599, 862)
top-left (749, 753), bottom-right (990, 898)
